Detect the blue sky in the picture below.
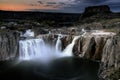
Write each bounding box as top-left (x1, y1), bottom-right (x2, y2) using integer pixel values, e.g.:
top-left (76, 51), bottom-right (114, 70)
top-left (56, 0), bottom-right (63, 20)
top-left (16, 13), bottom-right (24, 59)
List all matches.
top-left (0, 0), bottom-right (120, 13)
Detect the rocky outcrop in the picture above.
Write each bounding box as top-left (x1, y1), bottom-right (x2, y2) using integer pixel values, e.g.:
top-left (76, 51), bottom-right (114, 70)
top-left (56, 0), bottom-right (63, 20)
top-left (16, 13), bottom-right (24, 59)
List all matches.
top-left (72, 32), bottom-right (120, 79)
top-left (99, 36), bottom-right (120, 80)
top-left (0, 31), bottom-right (19, 60)
top-left (74, 35), bottom-right (109, 60)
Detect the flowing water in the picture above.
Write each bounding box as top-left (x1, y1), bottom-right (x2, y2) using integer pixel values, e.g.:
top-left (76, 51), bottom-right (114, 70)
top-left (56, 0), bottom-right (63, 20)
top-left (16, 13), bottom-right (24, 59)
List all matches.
top-left (0, 57), bottom-right (99, 80)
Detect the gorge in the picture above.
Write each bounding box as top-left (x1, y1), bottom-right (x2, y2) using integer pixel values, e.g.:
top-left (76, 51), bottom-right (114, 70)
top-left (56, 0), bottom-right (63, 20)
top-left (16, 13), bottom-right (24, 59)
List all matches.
top-left (0, 5), bottom-right (120, 80)
top-left (0, 27), bottom-right (119, 80)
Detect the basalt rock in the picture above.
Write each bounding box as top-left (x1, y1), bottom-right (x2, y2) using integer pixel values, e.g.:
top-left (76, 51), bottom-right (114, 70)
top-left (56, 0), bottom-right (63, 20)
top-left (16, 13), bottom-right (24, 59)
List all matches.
top-left (93, 37), bottom-right (107, 60)
top-left (61, 35), bottom-right (73, 51)
top-left (0, 31), bottom-right (19, 61)
top-left (75, 35), bottom-right (110, 61)
top-left (99, 36), bottom-right (120, 80)
top-left (82, 37), bottom-right (96, 59)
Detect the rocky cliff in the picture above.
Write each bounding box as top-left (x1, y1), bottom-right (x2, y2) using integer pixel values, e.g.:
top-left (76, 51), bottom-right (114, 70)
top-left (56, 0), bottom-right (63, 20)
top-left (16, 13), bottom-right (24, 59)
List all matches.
top-left (0, 30), bottom-right (19, 61)
top-left (99, 36), bottom-right (120, 80)
top-left (63, 32), bottom-right (120, 80)
top-left (36, 30), bottom-right (115, 61)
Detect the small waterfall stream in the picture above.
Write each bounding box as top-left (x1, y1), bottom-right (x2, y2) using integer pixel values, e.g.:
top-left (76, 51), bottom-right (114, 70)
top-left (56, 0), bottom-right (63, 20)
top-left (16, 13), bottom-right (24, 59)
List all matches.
top-left (55, 34), bottom-right (62, 52)
top-left (62, 36), bottom-right (80, 57)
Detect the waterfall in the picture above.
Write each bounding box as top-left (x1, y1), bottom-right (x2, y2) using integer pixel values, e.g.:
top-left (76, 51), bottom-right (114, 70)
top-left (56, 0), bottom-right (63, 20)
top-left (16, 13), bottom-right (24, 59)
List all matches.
top-left (19, 33), bottom-right (81, 62)
top-left (62, 36), bottom-right (80, 57)
top-left (19, 39), bottom-right (46, 60)
top-left (55, 34), bottom-right (62, 52)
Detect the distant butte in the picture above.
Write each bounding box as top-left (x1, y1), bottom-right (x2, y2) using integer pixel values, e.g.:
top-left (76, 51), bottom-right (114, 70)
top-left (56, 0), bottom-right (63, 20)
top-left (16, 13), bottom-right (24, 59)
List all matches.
top-left (84, 5), bottom-right (111, 14)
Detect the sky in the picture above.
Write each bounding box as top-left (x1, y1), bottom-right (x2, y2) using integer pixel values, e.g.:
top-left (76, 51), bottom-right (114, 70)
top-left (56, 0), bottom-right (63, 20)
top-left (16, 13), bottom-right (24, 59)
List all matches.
top-left (0, 0), bottom-right (120, 13)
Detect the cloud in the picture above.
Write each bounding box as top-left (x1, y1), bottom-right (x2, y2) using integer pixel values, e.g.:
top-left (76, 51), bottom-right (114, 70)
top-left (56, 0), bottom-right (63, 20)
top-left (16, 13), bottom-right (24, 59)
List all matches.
top-left (82, 0), bottom-right (106, 4)
top-left (47, 2), bottom-right (57, 5)
top-left (37, 1), bottom-right (43, 4)
top-left (100, 0), bottom-right (120, 12)
top-left (36, 0), bottom-right (78, 7)
top-left (30, 0), bottom-right (120, 13)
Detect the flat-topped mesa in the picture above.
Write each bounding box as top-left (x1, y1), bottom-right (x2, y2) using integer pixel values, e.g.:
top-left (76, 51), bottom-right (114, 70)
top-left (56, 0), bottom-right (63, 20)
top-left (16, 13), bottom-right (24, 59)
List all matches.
top-left (84, 5), bottom-right (111, 14)
top-left (82, 5), bottom-right (112, 18)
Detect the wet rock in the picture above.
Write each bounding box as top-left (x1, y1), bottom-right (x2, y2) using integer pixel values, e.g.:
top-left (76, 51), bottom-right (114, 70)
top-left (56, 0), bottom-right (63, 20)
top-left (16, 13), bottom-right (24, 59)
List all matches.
top-left (73, 37), bottom-right (81, 56)
top-left (61, 35), bottom-right (73, 51)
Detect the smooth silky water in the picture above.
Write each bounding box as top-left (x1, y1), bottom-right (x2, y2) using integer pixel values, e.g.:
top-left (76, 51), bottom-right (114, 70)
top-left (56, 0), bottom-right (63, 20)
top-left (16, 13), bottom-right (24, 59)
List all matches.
top-left (0, 30), bottom-right (99, 80)
top-left (0, 57), bottom-right (99, 80)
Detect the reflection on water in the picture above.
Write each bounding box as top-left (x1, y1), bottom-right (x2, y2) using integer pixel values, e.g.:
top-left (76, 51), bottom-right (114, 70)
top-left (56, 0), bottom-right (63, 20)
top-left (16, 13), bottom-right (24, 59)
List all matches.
top-left (0, 57), bottom-right (99, 80)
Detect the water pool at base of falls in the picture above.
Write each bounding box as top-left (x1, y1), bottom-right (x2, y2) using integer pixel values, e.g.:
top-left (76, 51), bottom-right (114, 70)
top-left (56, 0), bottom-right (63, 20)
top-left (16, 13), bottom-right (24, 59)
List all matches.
top-left (0, 57), bottom-right (99, 80)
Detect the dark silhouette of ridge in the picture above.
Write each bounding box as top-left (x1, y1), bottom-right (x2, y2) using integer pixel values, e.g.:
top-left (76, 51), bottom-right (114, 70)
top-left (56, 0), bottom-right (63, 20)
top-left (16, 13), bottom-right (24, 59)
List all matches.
top-left (0, 5), bottom-right (119, 23)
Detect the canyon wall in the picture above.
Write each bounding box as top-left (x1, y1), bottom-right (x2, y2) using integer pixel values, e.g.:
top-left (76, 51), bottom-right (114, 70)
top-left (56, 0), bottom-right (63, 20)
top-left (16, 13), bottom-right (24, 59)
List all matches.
top-left (61, 34), bottom-right (120, 80)
top-left (99, 36), bottom-right (120, 80)
top-left (0, 31), bottom-right (19, 60)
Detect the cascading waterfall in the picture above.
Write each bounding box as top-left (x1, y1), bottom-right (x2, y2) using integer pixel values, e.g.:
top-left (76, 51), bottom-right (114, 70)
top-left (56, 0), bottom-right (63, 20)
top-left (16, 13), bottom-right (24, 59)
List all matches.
top-left (62, 36), bottom-right (80, 57)
top-left (55, 34), bottom-right (62, 52)
top-left (19, 29), bottom-right (84, 62)
top-left (19, 39), bottom-right (45, 60)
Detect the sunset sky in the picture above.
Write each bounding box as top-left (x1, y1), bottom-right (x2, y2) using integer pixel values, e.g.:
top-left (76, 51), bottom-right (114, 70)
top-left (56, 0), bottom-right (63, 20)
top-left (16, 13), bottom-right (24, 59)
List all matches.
top-left (0, 0), bottom-right (120, 13)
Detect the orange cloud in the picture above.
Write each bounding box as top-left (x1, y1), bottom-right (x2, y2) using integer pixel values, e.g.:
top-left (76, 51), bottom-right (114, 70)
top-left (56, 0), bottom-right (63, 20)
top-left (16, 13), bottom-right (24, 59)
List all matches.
top-left (0, 3), bottom-right (57, 11)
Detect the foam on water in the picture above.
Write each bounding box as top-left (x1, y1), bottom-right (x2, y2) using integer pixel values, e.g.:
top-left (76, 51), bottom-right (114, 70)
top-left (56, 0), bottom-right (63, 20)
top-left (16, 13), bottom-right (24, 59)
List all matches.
top-left (20, 29), bottom-right (34, 37)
